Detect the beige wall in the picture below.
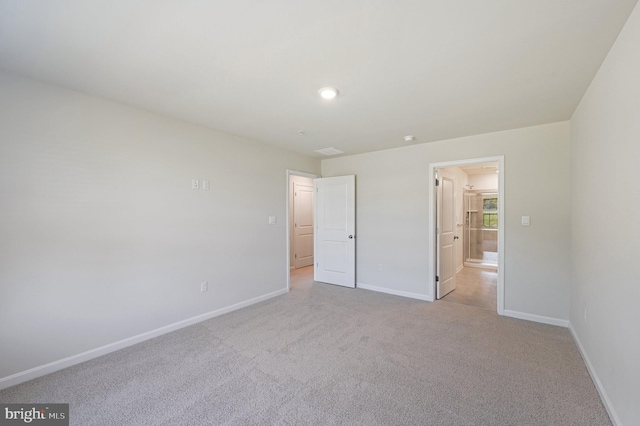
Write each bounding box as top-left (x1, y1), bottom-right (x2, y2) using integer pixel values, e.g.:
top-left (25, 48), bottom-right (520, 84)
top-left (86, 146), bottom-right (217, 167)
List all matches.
top-left (467, 172), bottom-right (498, 190)
top-left (0, 72), bottom-right (321, 381)
top-left (322, 121), bottom-right (571, 321)
top-left (570, 2), bottom-right (640, 424)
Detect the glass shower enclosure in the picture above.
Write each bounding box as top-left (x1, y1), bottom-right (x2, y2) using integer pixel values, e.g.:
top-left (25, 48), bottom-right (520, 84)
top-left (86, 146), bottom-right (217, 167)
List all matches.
top-left (464, 190), bottom-right (498, 267)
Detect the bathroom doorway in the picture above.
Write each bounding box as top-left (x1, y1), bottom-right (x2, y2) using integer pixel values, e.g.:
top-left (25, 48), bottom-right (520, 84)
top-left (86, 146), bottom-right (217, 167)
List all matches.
top-left (430, 157), bottom-right (504, 313)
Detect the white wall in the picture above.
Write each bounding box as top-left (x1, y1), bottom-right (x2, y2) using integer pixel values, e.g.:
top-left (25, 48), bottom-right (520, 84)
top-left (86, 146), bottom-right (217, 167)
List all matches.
top-left (322, 121), bottom-right (571, 321)
top-left (467, 172), bottom-right (498, 190)
top-left (570, 2), bottom-right (640, 424)
top-left (0, 72), bottom-right (320, 381)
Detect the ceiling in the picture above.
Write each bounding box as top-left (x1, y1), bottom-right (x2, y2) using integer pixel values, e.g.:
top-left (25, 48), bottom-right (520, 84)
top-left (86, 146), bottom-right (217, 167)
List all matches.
top-left (1, 1), bottom-right (637, 158)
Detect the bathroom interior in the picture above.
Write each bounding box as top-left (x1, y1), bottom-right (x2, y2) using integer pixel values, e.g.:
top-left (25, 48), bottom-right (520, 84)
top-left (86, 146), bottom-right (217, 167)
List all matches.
top-left (439, 162), bottom-right (499, 310)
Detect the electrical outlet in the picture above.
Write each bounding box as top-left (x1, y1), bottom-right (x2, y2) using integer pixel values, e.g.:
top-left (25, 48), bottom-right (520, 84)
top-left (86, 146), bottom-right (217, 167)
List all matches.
top-left (200, 281), bottom-right (208, 292)
top-left (192, 179), bottom-right (199, 190)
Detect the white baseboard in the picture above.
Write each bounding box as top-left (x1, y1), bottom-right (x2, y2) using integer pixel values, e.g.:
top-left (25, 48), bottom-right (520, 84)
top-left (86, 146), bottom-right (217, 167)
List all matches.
top-left (0, 287), bottom-right (288, 391)
top-left (503, 309), bottom-right (569, 327)
top-left (568, 323), bottom-right (619, 426)
top-left (356, 282), bottom-right (430, 301)
top-left (456, 264), bottom-right (464, 273)
top-left (463, 262), bottom-right (498, 271)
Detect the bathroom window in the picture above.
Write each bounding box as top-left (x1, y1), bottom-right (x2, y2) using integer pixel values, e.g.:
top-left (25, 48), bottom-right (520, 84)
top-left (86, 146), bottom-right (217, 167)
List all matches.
top-left (483, 198), bottom-right (498, 228)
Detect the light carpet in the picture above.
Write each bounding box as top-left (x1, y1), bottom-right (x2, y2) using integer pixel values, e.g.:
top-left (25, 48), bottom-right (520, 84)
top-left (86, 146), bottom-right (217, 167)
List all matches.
top-left (0, 267), bottom-right (610, 425)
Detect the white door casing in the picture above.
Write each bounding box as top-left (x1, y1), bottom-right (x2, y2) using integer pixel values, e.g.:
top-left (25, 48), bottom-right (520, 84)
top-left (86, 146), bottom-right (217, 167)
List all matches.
top-left (314, 175), bottom-right (356, 288)
top-left (293, 182), bottom-right (314, 268)
top-left (437, 172), bottom-right (456, 299)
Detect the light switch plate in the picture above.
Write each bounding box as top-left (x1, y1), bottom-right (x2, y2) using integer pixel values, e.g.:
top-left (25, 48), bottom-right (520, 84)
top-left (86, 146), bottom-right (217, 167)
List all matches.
top-left (268, 216), bottom-right (276, 225)
top-left (202, 180), bottom-right (210, 190)
top-left (522, 216), bottom-right (530, 226)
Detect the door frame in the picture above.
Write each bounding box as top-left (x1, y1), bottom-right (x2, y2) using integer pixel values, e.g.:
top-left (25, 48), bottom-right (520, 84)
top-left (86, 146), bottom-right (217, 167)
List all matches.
top-left (428, 156), bottom-right (505, 315)
top-left (286, 170), bottom-right (320, 292)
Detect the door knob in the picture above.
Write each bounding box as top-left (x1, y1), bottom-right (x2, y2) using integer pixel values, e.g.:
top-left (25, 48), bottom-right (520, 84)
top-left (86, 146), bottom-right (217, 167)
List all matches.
top-left (348, 235), bottom-right (354, 239)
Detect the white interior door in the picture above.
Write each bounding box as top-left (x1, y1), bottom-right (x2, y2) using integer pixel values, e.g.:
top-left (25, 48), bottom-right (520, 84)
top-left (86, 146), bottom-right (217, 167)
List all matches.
top-left (437, 172), bottom-right (456, 299)
top-left (293, 182), bottom-right (314, 268)
top-left (314, 175), bottom-right (355, 288)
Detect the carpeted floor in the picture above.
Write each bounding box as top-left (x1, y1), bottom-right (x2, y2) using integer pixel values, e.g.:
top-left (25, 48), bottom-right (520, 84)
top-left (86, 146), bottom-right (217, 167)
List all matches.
top-left (0, 266), bottom-right (610, 425)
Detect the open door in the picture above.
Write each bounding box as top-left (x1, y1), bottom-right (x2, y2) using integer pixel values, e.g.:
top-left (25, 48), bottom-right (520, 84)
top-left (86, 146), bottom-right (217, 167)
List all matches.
top-left (437, 171), bottom-right (456, 298)
top-left (293, 181), bottom-right (314, 268)
top-left (314, 175), bottom-right (356, 288)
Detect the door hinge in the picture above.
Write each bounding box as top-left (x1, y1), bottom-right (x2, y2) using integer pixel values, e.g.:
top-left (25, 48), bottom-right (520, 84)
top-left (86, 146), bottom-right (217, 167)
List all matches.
top-left (436, 275), bottom-right (439, 282)
top-left (436, 227), bottom-right (440, 235)
top-left (295, 254), bottom-right (297, 258)
top-left (295, 192), bottom-right (297, 196)
top-left (435, 178), bottom-right (440, 186)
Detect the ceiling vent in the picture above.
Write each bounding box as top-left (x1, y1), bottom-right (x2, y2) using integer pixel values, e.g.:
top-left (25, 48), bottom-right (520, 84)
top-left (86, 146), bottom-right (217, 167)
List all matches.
top-left (314, 147), bottom-right (344, 156)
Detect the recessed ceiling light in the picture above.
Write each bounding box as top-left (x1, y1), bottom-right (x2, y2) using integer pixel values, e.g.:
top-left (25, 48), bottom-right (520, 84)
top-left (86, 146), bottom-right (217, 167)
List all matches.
top-left (318, 87), bottom-right (339, 100)
top-left (404, 135), bottom-right (415, 142)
